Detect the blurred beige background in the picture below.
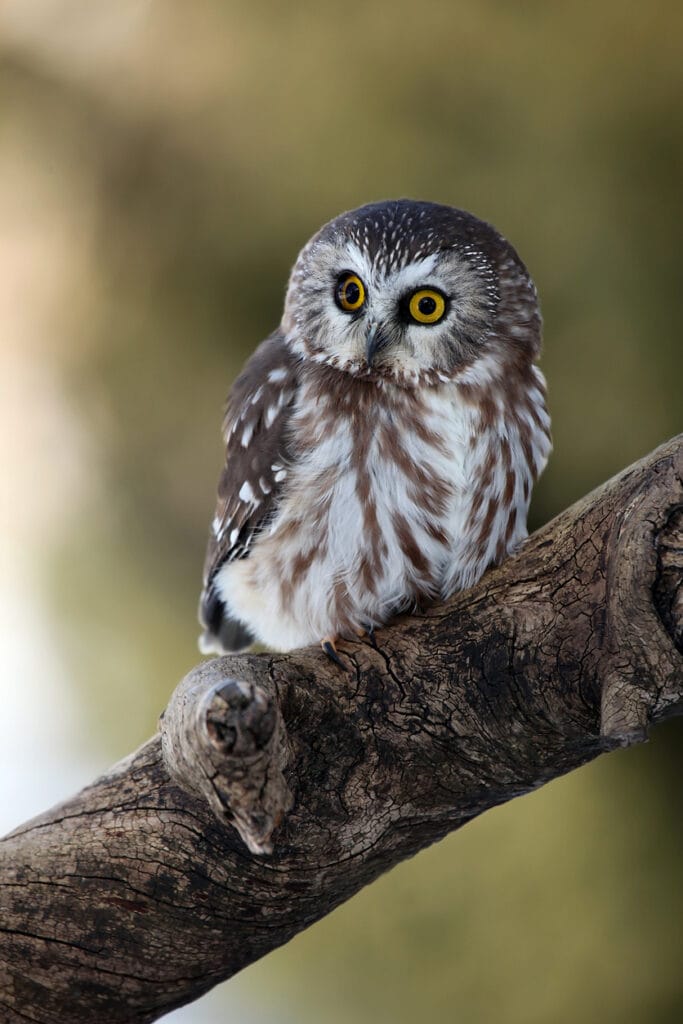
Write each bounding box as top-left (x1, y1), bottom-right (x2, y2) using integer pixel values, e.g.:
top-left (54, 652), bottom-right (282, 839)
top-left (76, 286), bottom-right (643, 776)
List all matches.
top-left (1, 2), bottom-right (681, 1022)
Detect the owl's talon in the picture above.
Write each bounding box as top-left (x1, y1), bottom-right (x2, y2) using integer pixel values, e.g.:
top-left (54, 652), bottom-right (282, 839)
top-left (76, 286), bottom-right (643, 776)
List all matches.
top-left (321, 639), bottom-right (351, 671)
top-left (356, 625), bottom-right (379, 649)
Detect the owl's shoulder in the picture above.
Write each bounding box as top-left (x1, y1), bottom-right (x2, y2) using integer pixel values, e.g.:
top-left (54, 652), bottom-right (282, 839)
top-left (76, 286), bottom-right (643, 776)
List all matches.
top-left (224, 330), bottom-right (299, 433)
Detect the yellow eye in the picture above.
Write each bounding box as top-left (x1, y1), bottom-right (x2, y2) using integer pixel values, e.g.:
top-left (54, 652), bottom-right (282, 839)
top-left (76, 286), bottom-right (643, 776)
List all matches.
top-left (408, 289), bottom-right (446, 325)
top-left (336, 273), bottom-right (366, 313)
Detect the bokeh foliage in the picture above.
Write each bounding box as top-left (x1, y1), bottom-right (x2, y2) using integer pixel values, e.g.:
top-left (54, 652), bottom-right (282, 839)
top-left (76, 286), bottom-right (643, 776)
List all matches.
top-left (1, 2), bottom-right (681, 1021)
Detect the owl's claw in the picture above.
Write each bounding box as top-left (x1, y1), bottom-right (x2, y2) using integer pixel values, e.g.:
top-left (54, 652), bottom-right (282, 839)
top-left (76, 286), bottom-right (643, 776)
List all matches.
top-left (321, 638), bottom-right (351, 672)
top-left (356, 625), bottom-right (379, 650)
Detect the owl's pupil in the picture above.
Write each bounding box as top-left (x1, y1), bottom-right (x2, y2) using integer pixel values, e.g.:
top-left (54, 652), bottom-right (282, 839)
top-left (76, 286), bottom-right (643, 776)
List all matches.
top-left (345, 282), bottom-right (360, 305)
top-left (418, 295), bottom-right (437, 316)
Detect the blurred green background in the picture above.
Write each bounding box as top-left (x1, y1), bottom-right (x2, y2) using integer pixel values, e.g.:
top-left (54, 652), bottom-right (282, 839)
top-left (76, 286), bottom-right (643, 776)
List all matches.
top-left (0, 2), bottom-right (681, 1022)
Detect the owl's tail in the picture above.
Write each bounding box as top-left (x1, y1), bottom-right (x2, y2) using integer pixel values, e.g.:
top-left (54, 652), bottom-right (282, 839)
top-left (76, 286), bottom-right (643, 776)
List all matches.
top-left (198, 587), bottom-right (255, 655)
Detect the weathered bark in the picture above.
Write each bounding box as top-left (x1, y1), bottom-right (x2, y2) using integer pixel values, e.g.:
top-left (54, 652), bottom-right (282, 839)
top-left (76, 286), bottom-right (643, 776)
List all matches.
top-left (1, 436), bottom-right (682, 1024)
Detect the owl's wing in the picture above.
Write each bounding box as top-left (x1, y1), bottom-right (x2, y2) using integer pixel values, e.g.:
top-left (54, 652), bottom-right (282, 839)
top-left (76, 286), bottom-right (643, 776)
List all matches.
top-left (199, 330), bottom-right (299, 653)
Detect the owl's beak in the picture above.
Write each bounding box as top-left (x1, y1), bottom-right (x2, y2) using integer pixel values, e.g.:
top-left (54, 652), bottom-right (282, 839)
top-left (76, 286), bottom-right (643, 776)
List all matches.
top-left (365, 322), bottom-right (391, 366)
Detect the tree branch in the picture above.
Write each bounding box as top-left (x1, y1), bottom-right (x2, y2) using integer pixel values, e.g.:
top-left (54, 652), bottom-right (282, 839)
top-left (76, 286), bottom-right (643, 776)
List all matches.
top-left (1, 436), bottom-right (681, 1024)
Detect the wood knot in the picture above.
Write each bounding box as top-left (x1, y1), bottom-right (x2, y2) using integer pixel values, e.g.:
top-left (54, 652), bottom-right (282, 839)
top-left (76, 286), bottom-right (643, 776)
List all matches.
top-left (206, 681), bottom-right (277, 756)
top-left (161, 665), bottom-right (293, 856)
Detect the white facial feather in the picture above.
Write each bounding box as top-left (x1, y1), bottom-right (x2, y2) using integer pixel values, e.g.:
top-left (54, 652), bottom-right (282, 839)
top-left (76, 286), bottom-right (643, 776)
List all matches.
top-left (285, 233), bottom-right (499, 383)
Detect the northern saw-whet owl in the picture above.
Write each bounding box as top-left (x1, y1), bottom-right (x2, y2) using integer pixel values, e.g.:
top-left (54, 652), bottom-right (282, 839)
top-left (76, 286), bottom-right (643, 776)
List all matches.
top-left (199, 200), bottom-right (551, 663)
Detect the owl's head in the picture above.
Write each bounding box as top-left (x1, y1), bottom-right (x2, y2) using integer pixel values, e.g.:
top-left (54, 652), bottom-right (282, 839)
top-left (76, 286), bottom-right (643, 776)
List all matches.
top-left (282, 199), bottom-right (541, 387)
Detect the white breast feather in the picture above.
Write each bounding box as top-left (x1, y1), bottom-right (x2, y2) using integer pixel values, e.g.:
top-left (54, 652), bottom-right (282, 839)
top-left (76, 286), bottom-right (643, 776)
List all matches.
top-left (215, 377), bottom-right (549, 651)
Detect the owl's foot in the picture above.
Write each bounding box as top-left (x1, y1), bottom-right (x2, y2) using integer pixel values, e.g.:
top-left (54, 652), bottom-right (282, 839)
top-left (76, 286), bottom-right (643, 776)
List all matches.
top-left (321, 637), bottom-right (351, 672)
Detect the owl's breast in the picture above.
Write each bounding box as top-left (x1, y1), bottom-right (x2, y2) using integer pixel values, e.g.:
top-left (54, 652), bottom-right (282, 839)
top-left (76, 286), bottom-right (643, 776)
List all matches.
top-left (218, 367), bottom-right (549, 651)
top-left (249, 379), bottom-right (478, 631)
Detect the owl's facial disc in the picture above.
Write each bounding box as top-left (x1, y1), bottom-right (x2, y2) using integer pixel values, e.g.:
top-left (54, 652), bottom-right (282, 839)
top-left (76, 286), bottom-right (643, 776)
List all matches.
top-left (283, 200), bottom-right (541, 386)
top-left (329, 261), bottom-right (457, 372)
top-left (287, 244), bottom-right (495, 382)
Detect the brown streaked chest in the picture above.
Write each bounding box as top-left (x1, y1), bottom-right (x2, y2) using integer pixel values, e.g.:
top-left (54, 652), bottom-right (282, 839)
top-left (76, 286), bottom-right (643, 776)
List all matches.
top-left (290, 366), bottom-right (453, 493)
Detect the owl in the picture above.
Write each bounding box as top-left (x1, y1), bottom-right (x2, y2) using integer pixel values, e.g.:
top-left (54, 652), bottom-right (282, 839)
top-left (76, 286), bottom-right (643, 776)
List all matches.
top-left (199, 200), bottom-right (551, 664)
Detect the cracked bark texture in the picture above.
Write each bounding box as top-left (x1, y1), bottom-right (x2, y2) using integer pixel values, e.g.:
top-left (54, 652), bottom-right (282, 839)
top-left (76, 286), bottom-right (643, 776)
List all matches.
top-left (1, 435), bottom-right (682, 1024)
